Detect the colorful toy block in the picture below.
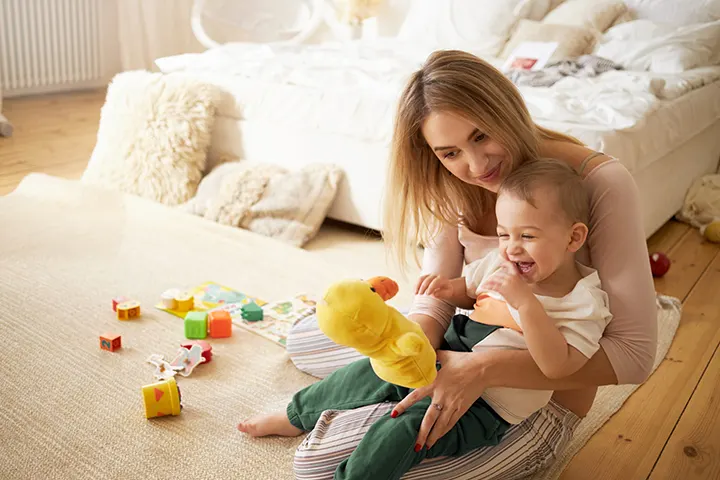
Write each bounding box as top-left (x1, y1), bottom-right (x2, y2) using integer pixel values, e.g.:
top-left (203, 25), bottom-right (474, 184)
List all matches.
top-left (175, 292), bottom-right (194, 312)
top-left (241, 302), bottom-right (263, 322)
top-left (209, 310), bottom-right (232, 338)
top-left (112, 296), bottom-right (129, 312)
top-left (141, 377), bottom-right (182, 419)
top-left (184, 311), bottom-right (208, 339)
top-left (117, 300), bottom-right (141, 320)
top-left (100, 333), bottom-right (122, 352)
top-left (180, 340), bottom-right (212, 363)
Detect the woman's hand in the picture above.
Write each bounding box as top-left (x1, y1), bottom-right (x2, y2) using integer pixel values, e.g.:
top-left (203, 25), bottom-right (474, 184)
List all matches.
top-left (391, 350), bottom-right (488, 450)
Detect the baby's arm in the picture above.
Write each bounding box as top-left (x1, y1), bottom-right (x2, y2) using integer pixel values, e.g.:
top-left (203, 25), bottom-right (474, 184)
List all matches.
top-left (517, 300), bottom-right (591, 379)
top-left (416, 275), bottom-right (476, 310)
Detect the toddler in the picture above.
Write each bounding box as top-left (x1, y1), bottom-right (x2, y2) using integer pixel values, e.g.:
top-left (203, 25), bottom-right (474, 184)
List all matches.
top-left (238, 159), bottom-right (612, 480)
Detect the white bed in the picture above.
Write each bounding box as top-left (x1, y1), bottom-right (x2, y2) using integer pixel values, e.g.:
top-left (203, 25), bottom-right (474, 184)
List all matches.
top-left (156, 0), bottom-right (720, 237)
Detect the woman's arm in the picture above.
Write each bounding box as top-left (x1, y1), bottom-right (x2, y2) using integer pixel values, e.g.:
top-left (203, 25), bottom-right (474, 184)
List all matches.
top-left (408, 223), bottom-right (465, 335)
top-left (584, 161), bottom-right (658, 384)
top-left (476, 346), bottom-right (618, 390)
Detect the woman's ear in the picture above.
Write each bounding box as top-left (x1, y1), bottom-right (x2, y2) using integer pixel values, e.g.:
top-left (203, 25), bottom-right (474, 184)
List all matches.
top-left (568, 222), bottom-right (589, 253)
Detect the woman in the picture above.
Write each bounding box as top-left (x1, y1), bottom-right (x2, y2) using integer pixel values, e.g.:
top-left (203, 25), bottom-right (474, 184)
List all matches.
top-left (286, 50), bottom-right (657, 479)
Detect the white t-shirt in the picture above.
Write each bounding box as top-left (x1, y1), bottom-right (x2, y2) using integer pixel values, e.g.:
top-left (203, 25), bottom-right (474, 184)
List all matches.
top-left (463, 251), bottom-right (612, 424)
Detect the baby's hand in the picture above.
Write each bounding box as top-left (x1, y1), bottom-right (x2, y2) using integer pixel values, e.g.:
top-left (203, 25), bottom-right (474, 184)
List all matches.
top-left (480, 262), bottom-right (534, 310)
top-left (415, 274), bottom-right (454, 299)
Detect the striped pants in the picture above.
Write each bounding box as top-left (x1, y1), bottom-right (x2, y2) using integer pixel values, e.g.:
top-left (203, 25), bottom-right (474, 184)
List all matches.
top-left (286, 315), bottom-right (581, 480)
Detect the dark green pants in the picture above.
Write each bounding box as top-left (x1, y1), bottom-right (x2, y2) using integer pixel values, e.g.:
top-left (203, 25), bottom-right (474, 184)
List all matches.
top-left (287, 315), bottom-right (510, 480)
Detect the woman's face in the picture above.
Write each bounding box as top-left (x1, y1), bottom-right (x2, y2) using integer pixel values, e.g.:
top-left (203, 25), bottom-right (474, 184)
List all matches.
top-left (421, 111), bottom-right (511, 193)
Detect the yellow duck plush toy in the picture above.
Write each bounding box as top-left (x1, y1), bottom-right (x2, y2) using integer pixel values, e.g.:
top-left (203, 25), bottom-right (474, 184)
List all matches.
top-left (317, 276), bottom-right (437, 389)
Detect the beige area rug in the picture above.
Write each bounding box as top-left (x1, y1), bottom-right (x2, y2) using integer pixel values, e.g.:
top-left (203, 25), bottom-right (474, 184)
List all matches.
top-left (0, 174), bottom-right (682, 480)
top-left (0, 174), bottom-right (365, 480)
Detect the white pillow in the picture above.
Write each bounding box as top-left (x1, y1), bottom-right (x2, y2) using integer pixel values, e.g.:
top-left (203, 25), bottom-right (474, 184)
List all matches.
top-left (398, 0), bottom-right (528, 57)
top-left (595, 20), bottom-right (720, 73)
top-left (624, 0), bottom-right (720, 27)
top-left (542, 0), bottom-right (627, 32)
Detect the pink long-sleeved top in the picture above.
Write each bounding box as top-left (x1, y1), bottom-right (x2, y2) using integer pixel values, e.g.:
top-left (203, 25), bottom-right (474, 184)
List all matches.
top-left (409, 159), bottom-right (657, 385)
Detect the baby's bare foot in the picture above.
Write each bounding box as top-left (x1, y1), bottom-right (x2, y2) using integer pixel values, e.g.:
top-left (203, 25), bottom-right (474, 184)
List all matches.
top-left (237, 411), bottom-right (303, 437)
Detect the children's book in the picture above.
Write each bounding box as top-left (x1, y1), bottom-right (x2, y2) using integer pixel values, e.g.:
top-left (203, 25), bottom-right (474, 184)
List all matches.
top-left (156, 282), bottom-right (317, 347)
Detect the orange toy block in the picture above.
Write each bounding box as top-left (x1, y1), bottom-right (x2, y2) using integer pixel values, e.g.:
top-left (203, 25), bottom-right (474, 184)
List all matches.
top-left (209, 310), bottom-right (232, 338)
top-left (100, 333), bottom-right (122, 352)
top-left (117, 300), bottom-right (141, 320)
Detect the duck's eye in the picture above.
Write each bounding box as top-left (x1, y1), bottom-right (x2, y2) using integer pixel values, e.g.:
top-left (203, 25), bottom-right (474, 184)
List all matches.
top-left (370, 287), bottom-right (376, 292)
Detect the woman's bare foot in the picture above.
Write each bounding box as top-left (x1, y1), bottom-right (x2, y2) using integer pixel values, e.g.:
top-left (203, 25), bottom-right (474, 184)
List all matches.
top-left (237, 411), bottom-right (304, 437)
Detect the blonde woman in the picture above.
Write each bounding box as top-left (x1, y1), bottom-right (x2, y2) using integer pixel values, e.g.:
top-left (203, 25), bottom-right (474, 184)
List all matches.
top-left (286, 50), bottom-right (657, 479)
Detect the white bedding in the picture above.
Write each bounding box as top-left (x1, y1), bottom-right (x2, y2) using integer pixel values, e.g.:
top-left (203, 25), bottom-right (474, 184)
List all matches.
top-left (156, 41), bottom-right (720, 143)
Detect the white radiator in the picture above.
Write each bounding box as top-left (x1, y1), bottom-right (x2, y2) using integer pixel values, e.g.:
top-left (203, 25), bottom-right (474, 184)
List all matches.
top-left (0, 0), bottom-right (120, 97)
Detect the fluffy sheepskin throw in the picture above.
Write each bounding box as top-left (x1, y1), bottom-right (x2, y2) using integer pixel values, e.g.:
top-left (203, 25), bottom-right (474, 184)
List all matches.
top-left (182, 161), bottom-right (343, 247)
top-left (81, 71), bottom-right (219, 205)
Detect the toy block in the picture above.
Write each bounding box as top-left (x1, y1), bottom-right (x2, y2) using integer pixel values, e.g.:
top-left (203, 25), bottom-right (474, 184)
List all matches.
top-left (100, 333), bottom-right (122, 352)
top-left (175, 292), bottom-right (194, 312)
top-left (184, 311), bottom-right (208, 339)
top-left (141, 377), bottom-right (182, 419)
top-left (241, 302), bottom-right (263, 322)
top-left (180, 340), bottom-right (212, 363)
top-left (160, 289), bottom-right (179, 309)
top-left (117, 300), bottom-right (141, 320)
top-left (112, 296), bottom-right (129, 312)
top-left (209, 310), bottom-right (232, 338)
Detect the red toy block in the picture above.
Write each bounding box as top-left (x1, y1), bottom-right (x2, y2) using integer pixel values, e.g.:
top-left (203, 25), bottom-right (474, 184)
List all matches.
top-left (209, 310), bottom-right (232, 338)
top-left (100, 333), bottom-right (122, 352)
top-left (180, 340), bottom-right (212, 363)
top-left (112, 296), bottom-right (129, 312)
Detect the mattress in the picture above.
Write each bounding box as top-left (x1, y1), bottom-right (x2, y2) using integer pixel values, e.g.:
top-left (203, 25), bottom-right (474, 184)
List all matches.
top-left (157, 43), bottom-right (720, 175)
top-left (156, 42), bottom-right (720, 232)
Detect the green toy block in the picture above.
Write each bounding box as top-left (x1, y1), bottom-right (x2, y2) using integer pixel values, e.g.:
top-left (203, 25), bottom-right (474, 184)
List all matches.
top-left (184, 311), bottom-right (208, 339)
top-left (241, 302), bottom-right (264, 322)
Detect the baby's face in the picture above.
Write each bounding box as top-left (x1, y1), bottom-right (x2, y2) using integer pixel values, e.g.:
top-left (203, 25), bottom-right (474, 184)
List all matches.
top-left (495, 187), bottom-right (576, 284)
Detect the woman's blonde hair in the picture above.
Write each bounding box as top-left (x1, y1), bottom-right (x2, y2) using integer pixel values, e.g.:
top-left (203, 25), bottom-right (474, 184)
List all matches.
top-left (382, 50), bottom-right (583, 268)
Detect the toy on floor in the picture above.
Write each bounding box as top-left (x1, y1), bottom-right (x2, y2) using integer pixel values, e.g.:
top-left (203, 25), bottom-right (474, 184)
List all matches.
top-left (702, 220), bottom-right (720, 243)
top-left (241, 302), bottom-right (263, 322)
top-left (112, 296), bottom-right (130, 312)
top-left (117, 300), bottom-right (141, 320)
top-left (160, 288), bottom-right (180, 309)
top-left (147, 354), bottom-right (179, 380)
top-left (175, 292), bottom-right (195, 312)
top-left (141, 377), bottom-right (182, 419)
top-left (649, 252), bottom-right (671, 277)
top-left (181, 340), bottom-right (213, 363)
top-left (184, 311), bottom-right (208, 339)
top-left (169, 344), bottom-right (206, 376)
top-left (100, 333), bottom-right (122, 352)
top-left (209, 310), bottom-right (232, 338)
top-left (317, 276), bottom-right (437, 389)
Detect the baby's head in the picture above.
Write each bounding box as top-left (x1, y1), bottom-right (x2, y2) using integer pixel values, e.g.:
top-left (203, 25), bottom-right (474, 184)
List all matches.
top-left (496, 159), bottom-right (589, 284)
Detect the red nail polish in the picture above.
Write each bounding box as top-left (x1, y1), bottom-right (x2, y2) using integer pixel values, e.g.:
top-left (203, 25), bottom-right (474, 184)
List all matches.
top-left (391, 410), bottom-right (398, 418)
top-left (414, 443), bottom-right (422, 452)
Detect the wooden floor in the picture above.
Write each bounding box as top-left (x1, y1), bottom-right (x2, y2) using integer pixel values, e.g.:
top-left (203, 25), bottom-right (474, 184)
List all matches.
top-left (2, 91), bottom-right (719, 479)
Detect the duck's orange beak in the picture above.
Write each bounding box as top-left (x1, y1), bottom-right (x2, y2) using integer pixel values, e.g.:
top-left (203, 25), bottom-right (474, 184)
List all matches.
top-left (367, 276), bottom-right (399, 302)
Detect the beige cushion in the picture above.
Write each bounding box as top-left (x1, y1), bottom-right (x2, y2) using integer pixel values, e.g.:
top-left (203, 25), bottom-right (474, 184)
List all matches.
top-left (82, 71), bottom-right (219, 206)
top-left (542, 0), bottom-right (628, 32)
top-left (502, 20), bottom-right (596, 61)
top-left (182, 161), bottom-right (343, 247)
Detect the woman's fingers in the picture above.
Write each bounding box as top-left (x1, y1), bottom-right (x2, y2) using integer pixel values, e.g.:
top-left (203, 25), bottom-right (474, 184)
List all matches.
top-left (425, 408), bottom-right (460, 449)
top-left (392, 386), bottom-right (431, 417)
top-left (415, 401), bottom-right (443, 450)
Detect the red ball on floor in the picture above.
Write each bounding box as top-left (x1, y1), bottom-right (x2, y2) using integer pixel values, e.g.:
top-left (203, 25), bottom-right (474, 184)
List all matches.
top-left (649, 252), bottom-right (671, 277)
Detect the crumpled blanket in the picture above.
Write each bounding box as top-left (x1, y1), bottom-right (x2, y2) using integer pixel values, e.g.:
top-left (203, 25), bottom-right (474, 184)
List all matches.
top-left (506, 55), bottom-right (623, 88)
